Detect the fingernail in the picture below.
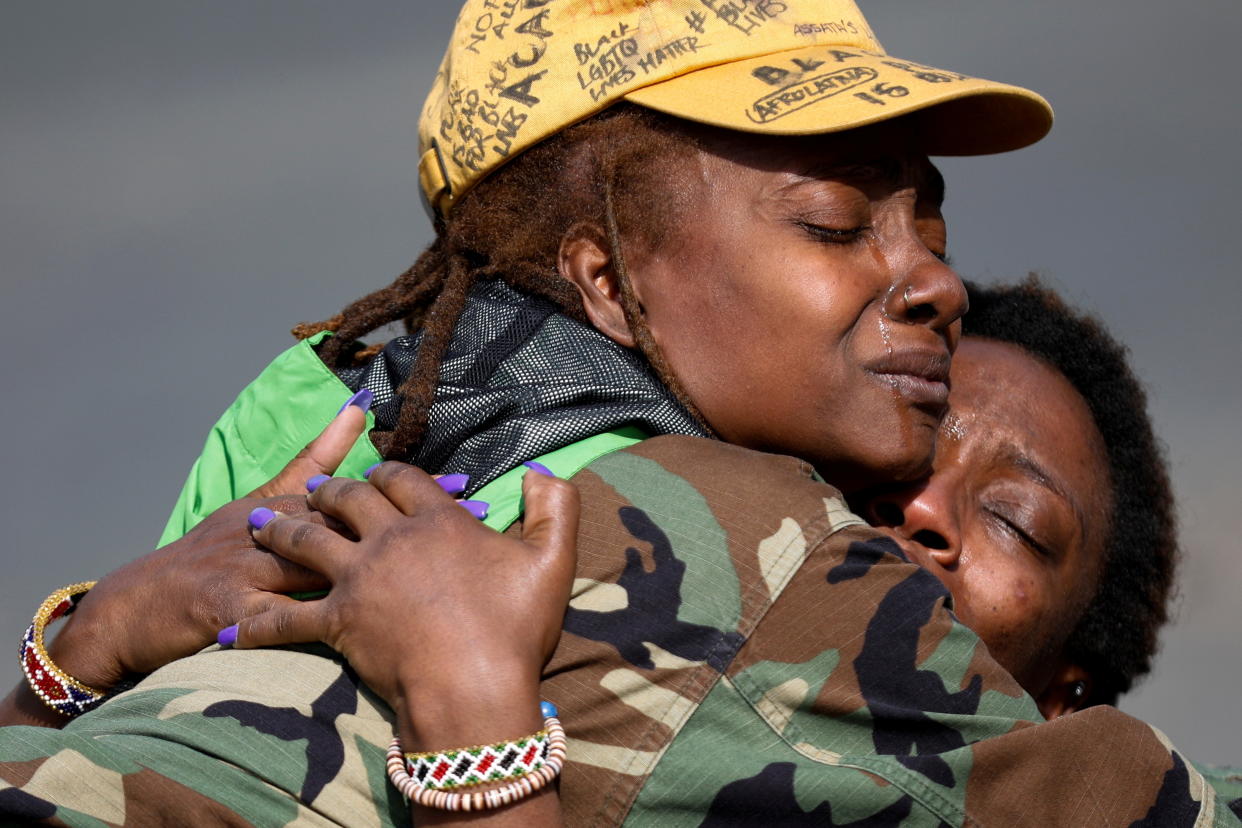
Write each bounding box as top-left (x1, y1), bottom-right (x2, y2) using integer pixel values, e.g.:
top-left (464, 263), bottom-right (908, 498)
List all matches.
top-left (459, 500), bottom-right (489, 520)
top-left (217, 625), bottom-right (238, 648)
top-left (337, 388), bottom-right (374, 415)
top-left (436, 473), bottom-right (470, 495)
top-left (248, 507), bottom-right (276, 531)
top-left (306, 474), bottom-right (331, 493)
top-left (363, 462), bottom-right (382, 479)
top-left (523, 460), bottom-right (555, 478)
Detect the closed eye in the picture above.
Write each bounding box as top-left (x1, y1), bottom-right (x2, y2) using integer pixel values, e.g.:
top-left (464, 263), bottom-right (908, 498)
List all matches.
top-left (797, 221), bottom-right (870, 244)
top-left (988, 509), bottom-right (1053, 558)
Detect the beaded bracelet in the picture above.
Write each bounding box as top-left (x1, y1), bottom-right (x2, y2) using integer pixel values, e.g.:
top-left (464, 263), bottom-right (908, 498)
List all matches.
top-left (405, 726), bottom-right (551, 790)
top-left (387, 701), bottom-right (567, 811)
top-left (19, 581), bottom-right (106, 717)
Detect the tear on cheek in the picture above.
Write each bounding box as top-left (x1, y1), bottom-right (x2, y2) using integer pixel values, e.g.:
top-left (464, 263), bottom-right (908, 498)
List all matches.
top-left (941, 411), bottom-right (966, 441)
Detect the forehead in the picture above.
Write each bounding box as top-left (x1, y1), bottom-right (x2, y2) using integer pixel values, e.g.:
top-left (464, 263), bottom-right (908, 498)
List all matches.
top-left (947, 337), bottom-right (1111, 523)
top-left (690, 121), bottom-right (946, 203)
top-left (950, 339), bottom-right (1087, 425)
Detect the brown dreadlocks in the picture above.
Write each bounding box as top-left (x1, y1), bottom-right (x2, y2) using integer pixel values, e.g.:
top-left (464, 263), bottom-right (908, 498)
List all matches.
top-left (292, 105), bottom-right (709, 462)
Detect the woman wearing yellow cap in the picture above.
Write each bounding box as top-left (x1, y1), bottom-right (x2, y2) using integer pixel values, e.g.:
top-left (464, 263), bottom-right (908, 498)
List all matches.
top-left (1, 1), bottom-right (1230, 825)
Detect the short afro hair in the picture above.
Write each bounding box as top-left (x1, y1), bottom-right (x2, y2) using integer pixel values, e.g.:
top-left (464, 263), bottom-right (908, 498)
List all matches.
top-left (962, 275), bottom-right (1178, 705)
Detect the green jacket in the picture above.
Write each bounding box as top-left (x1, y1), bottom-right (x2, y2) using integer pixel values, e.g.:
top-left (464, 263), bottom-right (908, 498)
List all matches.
top-left (1, 339), bottom-right (1238, 826)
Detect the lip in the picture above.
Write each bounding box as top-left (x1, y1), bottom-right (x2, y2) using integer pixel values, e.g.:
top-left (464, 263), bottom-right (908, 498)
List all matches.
top-left (865, 350), bottom-right (951, 409)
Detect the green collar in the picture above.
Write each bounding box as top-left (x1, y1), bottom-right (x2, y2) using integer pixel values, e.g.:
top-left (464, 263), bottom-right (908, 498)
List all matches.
top-left (473, 425), bottom-right (646, 531)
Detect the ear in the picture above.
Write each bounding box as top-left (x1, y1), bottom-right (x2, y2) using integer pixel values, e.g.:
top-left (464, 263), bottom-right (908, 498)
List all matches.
top-left (1035, 662), bottom-right (1093, 719)
top-left (557, 223), bottom-right (635, 348)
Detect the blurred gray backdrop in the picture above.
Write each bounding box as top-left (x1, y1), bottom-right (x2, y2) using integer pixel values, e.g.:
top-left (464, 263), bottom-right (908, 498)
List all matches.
top-left (1, 2), bottom-right (1237, 764)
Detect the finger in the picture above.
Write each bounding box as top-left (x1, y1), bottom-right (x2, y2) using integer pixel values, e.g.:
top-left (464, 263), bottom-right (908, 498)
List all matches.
top-left (366, 462), bottom-right (461, 517)
top-left (254, 493), bottom-right (314, 517)
top-left (433, 473), bottom-right (470, 497)
top-left (237, 587), bottom-right (321, 621)
top-left (519, 471), bottom-right (580, 585)
top-left (238, 551), bottom-right (332, 595)
top-left (223, 597), bottom-right (325, 650)
top-left (250, 509), bottom-right (350, 576)
top-left (248, 389), bottom-right (372, 498)
top-left (305, 476), bottom-right (402, 536)
top-left (249, 501), bottom-right (359, 547)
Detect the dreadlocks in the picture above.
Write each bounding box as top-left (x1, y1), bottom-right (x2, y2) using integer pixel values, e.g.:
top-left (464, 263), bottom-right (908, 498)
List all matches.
top-left (292, 105), bottom-right (709, 461)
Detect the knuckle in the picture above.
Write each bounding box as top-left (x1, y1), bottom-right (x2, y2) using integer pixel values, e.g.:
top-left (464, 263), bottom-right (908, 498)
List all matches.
top-left (267, 495), bottom-right (309, 514)
top-left (195, 588), bottom-right (232, 631)
top-left (273, 610), bottom-right (294, 638)
top-left (378, 461), bottom-right (433, 495)
top-left (375, 524), bottom-right (416, 556)
top-left (289, 521), bottom-right (318, 550)
top-left (419, 501), bottom-right (463, 533)
top-left (384, 462), bottom-right (420, 482)
top-left (548, 477), bottom-right (579, 504)
top-left (322, 477), bottom-right (371, 504)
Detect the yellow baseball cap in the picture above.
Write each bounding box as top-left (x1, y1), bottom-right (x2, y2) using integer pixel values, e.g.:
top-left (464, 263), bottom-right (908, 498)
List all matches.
top-left (419, 0), bottom-right (1052, 216)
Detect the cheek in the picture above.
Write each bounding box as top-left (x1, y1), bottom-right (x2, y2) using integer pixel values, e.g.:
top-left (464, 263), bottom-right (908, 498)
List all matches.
top-left (641, 244), bottom-right (766, 352)
top-left (952, 553), bottom-right (1052, 664)
top-left (648, 257), bottom-right (833, 389)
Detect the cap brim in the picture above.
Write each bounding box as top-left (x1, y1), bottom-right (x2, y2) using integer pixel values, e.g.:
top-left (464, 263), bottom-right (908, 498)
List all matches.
top-left (624, 45), bottom-right (1052, 156)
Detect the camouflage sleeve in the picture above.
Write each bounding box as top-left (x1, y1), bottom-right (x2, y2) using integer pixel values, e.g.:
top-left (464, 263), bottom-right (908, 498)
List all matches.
top-left (0, 645), bottom-right (408, 827)
top-left (544, 435), bottom-right (1240, 827)
top-left (1198, 765), bottom-right (1242, 823)
top-left (0, 434), bottom-right (1232, 826)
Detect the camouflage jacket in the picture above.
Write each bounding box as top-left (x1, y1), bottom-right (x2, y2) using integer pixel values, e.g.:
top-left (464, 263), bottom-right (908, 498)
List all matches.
top-left (0, 339), bottom-right (1237, 826)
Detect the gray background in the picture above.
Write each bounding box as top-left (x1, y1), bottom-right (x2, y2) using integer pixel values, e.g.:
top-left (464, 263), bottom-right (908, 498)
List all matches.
top-left (1, 2), bottom-right (1237, 764)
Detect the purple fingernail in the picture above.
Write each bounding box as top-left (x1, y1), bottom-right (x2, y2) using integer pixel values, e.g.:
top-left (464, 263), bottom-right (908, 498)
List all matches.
top-left (337, 388), bottom-right (374, 415)
top-left (248, 507), bottom-right (276, 531)
top-left (436, 473), bottom-right (470, 495)
top-left (459, 500), bottom-right (489, 520)
top-left (217, 625), bottom-right (238, 648)
top-left (523, 460), bottom-right (555, 478)
top-left (363, 462), bottom-right (382, 479)
top-left (306, 474), bottom-right (331, 493)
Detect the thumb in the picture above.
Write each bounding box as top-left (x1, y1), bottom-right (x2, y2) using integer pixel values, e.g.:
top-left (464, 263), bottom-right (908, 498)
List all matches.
top-left (519, 470), bottom-right (580, 585)
top-left (222, 597), bottom-right (325, 650)
top-left (249, 390), bottom-right (372, 498)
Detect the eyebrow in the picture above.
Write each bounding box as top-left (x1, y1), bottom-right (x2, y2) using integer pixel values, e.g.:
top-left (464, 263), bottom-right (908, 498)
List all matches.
top-left (800, 158), bottom-right (900, 184)
top-left (1001, 446), bottom-right (1086, 525)
top-left (796, 157), bottom-right (945, 206)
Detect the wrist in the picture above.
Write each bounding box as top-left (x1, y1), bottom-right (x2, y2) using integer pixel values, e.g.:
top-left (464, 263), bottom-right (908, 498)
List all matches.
top-left (43, 599), bottom-right (124, 692)
top-left (393, 662), bottom-right (543, 755)
top-left (386, 696), bottom-right (565, 823)
top-left (0, 682), bottom-right (72, 729)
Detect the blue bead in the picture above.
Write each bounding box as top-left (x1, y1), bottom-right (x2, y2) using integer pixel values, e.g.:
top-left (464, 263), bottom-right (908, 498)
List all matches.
top-left (540, 700), bottom-right (558, 719)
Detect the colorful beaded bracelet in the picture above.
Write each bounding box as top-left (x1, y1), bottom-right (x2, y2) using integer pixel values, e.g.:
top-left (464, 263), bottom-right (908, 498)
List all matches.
top-left (19, 581), bottom-right (106, 717)
top-left (387, 701), bottom-right (567, 811)
top-left (405, 726), bottom-right (550, 790)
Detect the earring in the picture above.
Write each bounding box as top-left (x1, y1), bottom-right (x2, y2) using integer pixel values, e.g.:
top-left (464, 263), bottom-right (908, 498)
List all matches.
top-left (1071, 681), bottom-right (1086, 701)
